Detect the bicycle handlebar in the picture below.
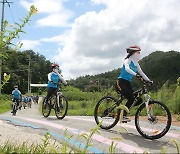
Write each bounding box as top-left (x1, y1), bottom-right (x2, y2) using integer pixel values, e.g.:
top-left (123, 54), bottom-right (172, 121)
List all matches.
top-left (136, 76), bottom-right (153, 88)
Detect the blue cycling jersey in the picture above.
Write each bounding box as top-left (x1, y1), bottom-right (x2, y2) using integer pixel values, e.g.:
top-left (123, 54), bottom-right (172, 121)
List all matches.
top-left (118, 61), bottom-right (137, 81)
top-left (12, 89), bottom-right (21, 99)
top-left (47, 72), bottom-right (60, 89)
top-left (23, 97), bottom-right (27, 102)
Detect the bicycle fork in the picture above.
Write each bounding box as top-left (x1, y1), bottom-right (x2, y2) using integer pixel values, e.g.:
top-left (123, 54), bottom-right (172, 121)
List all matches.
top-left (144, 94), bottom-right (153, 119)
top-left (56, 92), bottom-right (63, 108)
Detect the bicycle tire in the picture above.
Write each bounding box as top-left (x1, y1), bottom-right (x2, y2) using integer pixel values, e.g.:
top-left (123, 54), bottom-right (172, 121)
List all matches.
top-left (94, 96), bottom-right (120, 129)
top-left (135, 100), bottom-right (171, 139)
top-left (12, 102), bottom-right (17, 116)
top-left (42, 97), bottom-right (51, 118)
top-left (55, 95), bottom-right (68, 119)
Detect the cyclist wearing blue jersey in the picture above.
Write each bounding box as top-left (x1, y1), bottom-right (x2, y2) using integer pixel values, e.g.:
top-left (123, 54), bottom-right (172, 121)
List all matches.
top-left (12, 85), bottom-right (22, 111)
top-left (46, 63), bottom-right (67, 102)
top-left (116, 45), bottom-right (153, 122)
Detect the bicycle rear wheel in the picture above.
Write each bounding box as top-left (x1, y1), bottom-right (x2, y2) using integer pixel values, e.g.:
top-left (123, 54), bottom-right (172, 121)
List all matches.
top-left (135, 100), bottom-right (171, 139)
top-left (94, 96), bottom-right (120, 129)
top-left (12, 102), bottom-right (17, 116)
top-left (42, 97), bottom-right (51, 118)
top-left (55, 95), bottom-right (68, 119)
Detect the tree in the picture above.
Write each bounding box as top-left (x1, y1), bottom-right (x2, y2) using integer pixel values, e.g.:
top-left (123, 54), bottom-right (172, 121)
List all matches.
top-left (0, 5), bottom-right (37, 92)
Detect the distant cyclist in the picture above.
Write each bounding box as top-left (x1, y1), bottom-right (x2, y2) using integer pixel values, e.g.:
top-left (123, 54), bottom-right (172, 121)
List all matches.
top-left (116, 45), bottom-right (153, 122)
top-left (46, 63), bottom-right (67, 103)
top-left (12, 85), bottom-right (22, 111)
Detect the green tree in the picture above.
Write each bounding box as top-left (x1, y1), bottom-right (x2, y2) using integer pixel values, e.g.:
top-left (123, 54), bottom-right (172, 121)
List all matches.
top-left (0, 5), bottom-right (37, 92)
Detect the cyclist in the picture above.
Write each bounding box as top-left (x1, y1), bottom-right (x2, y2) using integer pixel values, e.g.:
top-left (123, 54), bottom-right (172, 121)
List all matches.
top-left (11, 85), bottom-right (22, 112)
top-left (23, 96), bottom-right (27, 109)
top-left (116, 45), bottom-right (153, 122)
top-left (46, 63), bottom-right (67, 104)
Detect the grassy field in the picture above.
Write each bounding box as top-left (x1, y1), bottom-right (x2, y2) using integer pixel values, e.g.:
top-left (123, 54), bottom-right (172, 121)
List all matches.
top-left (0, 95), bottom-right (12, 114)
top-left (0, 81), bottom-right (180, 153)
top-left (0, 80), bottom-right (179, 120)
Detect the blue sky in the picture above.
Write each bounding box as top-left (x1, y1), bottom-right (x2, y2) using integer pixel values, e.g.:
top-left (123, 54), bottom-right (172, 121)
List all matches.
top-left (2, 0), bottom-right (180, 79)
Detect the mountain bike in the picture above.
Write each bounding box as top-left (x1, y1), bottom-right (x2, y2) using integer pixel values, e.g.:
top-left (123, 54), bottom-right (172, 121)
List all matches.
top-left (12, 99), bottom-right (19, 116)
top-left (42, 86), bottom-right (68, 119)
top-left (94, 79), bottom-right (172, 140)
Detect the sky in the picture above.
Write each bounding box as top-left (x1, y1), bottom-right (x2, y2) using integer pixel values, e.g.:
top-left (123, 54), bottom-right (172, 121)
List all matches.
top-left (2, 0), bottom-right (180, 79)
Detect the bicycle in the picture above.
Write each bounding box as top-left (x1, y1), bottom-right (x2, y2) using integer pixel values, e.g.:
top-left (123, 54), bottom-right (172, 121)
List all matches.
top-left (94, 79), bottom-right (172, 140)
top-left (12, 99), bottom-right (19, 116)
top-left (42, 86), bottom-right (68, 119)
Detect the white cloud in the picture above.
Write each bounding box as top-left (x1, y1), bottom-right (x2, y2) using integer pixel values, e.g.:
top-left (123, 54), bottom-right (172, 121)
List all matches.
top-left (36, 13), bottom-right (71, 27)
top-left (19, 0), bottom-right (73, 27)
top-left (52, 0), bottom-right (180, 79)
top-left (20, 32), bottom-right (68, 50)
top-left (21, 40), bottom-right (41, 50)
top-left (20, 0), bottom-right (62, 13)
top-left (19, 0), bottom-right (180, 79)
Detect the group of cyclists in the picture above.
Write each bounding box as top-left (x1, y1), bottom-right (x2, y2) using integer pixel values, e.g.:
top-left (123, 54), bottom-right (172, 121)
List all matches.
top-left (11, 45), bottom-right (153, 122)
top-left (11, 85), bottom-right (39, 114)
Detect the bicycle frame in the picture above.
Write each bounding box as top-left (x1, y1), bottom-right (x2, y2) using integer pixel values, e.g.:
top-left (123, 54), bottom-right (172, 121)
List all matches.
top-left (94, 80), bottom-right (171, 139)
top-left (56, 90), bottom-right (63, 108)
top-left (118, 82), bottom-right (152, 121)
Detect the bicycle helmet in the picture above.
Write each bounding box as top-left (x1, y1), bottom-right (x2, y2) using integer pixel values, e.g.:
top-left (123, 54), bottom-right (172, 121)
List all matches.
top-left (126, 45), bottom-right (141, 54)
top-left (14, 85), bottom-right (18, 88)
top-left (52, 63), bottom-right (59, 69)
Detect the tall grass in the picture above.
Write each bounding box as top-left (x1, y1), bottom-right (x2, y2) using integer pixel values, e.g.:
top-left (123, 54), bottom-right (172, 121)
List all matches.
top-left (0, 95), bottom-right (12, 113)
top-left (0, 127), bottom-right (179, 153)
top-left (156, 80), bottom-right (180, 115)
top-left (1, 79), bottom-right (180, 119)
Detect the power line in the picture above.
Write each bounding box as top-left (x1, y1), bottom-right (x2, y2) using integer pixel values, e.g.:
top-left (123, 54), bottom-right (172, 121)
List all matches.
top-left (0, 0), bottom-right (13, 94)
top-left (5, 0), bottom-right (15, 24)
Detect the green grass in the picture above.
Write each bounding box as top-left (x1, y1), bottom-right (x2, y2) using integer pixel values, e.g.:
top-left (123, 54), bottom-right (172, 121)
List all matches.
top-left (68, 100), bottom-right (95, 116)
top-left (0, 95), bottom-right (12, 113)
top-left (0, 128), bottom-right (179, 153)
top-left (1, 80), bottom-right (180, 119)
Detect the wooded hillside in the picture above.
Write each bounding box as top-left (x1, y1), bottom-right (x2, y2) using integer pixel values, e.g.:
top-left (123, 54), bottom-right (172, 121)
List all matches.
top-left (2, 50), bottom-right (180, 94)
top-left (69, 51), bottom-right (180, 91)
top-left (2, 49), bottom-right (51, 94)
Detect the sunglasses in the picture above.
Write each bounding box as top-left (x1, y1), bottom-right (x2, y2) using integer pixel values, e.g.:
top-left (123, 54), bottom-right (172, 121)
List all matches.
top-left (136, 51), bottom-right (141, 54)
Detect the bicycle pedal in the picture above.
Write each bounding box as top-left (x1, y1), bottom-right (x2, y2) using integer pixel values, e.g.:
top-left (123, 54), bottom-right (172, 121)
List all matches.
top-left (122, 121), bottom-right (127, 123)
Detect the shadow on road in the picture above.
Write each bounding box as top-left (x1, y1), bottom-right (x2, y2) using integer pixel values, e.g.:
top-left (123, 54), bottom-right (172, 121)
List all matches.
top-left (100, 129), bottom-right (175, 151)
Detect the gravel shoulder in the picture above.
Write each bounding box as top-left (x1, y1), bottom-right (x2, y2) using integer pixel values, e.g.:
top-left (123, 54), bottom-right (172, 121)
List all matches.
top-left (0, 100), bottom-right (63, 149)
top-left (0, 119), bottom-right (46, 145)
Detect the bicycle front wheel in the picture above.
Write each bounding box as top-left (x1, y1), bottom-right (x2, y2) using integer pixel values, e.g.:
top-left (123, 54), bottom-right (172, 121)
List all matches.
top-left (42, 97), bottom-right (51, 118)
top-left (12, 103), bottom-right (17, 116)
top-left (135, 100), bottom-right (171, 139)
top-left (55, 95), bottom-right (68, 119)
top-left (94, 96), bottom-right (120, 130)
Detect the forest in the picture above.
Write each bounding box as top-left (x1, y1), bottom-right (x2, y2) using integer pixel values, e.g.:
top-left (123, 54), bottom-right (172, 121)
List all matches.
top-left (69, 50), bottom-right (180, 92)
top-left (1, 49), bottom-right (180, 94)
top-left (2, 49), bottom-right (51, 94)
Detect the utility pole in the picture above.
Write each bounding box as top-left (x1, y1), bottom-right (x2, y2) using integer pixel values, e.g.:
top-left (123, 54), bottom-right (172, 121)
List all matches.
top-left (0, 0), bottom-right (13, 94)
top-left (28, 55), bottom-right (31, 93)
top-left (0, 0), bottom-right (5, 94)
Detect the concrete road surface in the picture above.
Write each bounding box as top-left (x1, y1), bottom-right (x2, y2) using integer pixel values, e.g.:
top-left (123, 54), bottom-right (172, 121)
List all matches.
top-left (0, 102), bottom-right (179, 153)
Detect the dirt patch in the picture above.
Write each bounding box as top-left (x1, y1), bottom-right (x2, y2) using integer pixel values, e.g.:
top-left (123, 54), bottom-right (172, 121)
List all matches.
top-left (171, 115), bottom-right (180, 127)
top-left (130, 115), bottom-right (180, 127)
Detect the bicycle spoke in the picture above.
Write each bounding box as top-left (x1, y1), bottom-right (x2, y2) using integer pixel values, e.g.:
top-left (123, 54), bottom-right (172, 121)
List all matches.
top-left (42, 97), bottom-right (51, 118)
top-left (94, 96), bottom-right (120, 129)
top-left (135, 101), bottom-right (171, 139)
top-left (55, 95), bottom-right (68, 119)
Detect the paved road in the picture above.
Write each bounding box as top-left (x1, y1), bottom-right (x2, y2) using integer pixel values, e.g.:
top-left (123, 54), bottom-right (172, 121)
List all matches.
top-left (0, 103), bottom-right (179, 153)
